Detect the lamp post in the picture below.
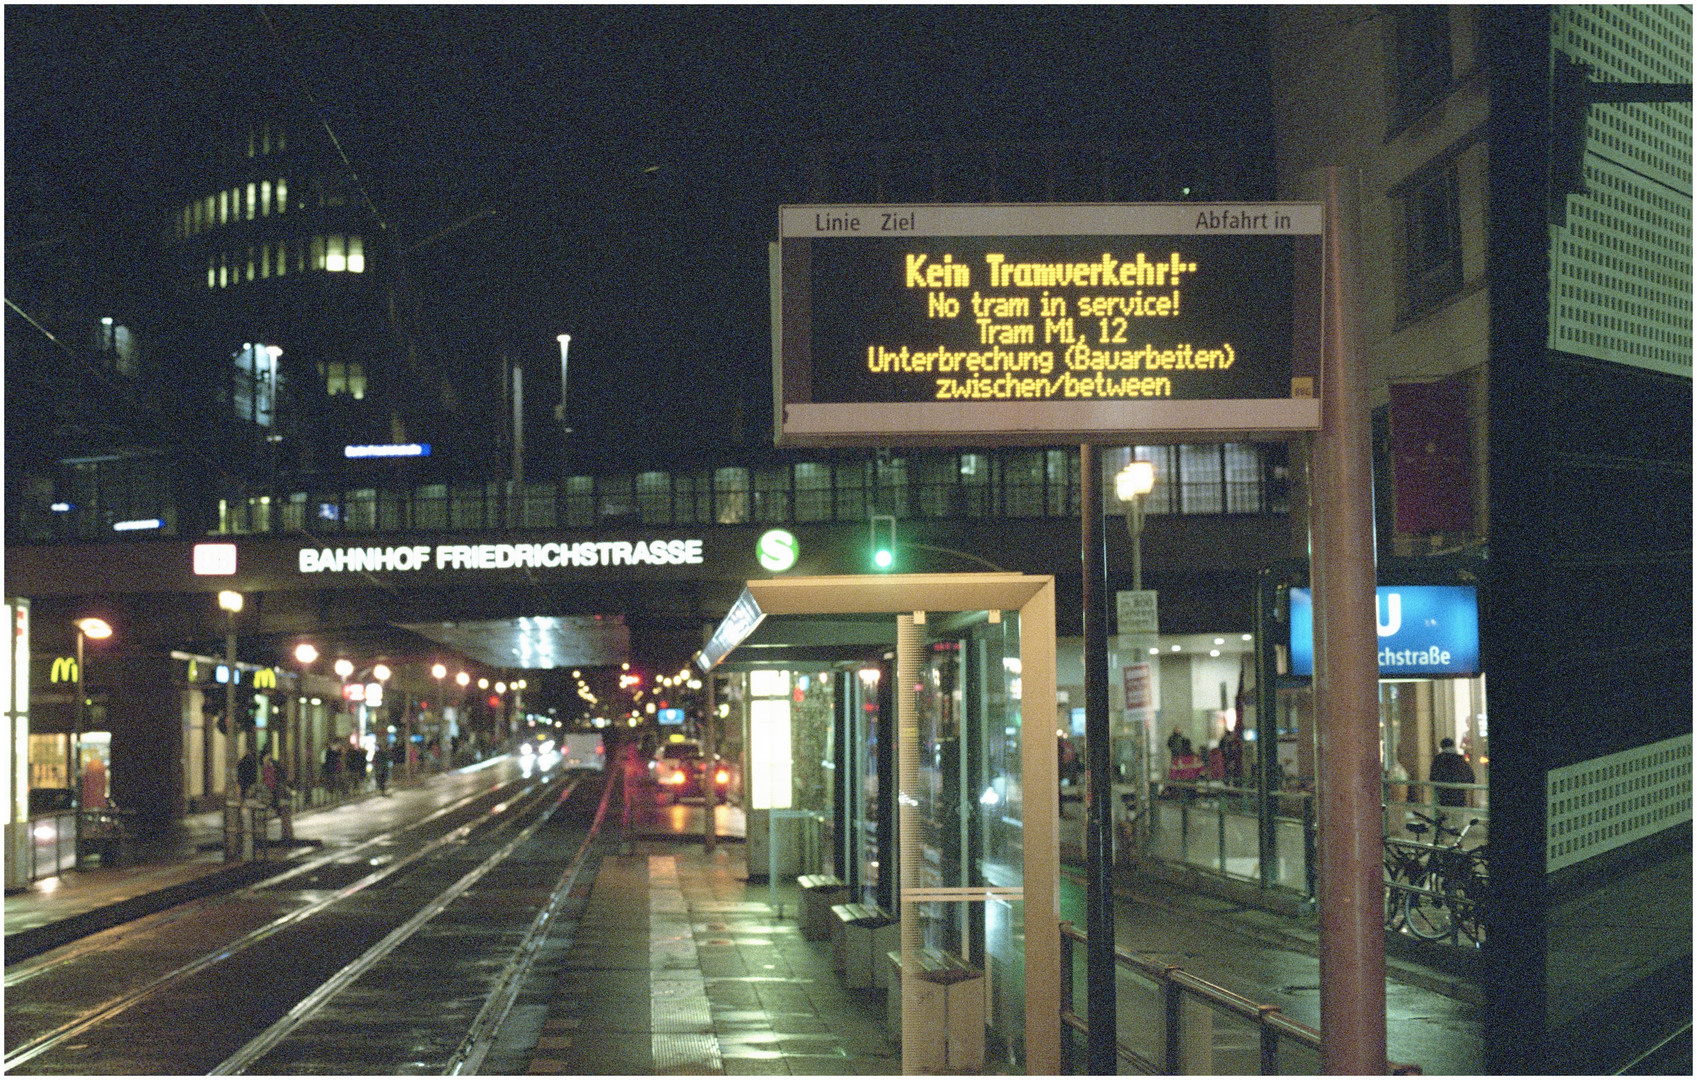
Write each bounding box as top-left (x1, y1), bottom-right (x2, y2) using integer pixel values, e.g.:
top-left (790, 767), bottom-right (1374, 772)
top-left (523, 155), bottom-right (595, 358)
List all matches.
top-left (293, 642), bottom-right (318, 807)
top-left (72, 617), bottom-right (112, 818)
top-left (1115, 459), bottom-right (1157, 591)
top-left (219, 590), bottom-right (244, 862)
top-left (554, 334), bottom-right (572, 435)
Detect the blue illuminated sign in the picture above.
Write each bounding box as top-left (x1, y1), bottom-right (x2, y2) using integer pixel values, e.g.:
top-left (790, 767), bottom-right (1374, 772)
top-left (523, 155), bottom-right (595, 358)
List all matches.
top-left (657, 707), bottom-right (685, 726)
top-left (1289, 585), bottom-right (1478, 677)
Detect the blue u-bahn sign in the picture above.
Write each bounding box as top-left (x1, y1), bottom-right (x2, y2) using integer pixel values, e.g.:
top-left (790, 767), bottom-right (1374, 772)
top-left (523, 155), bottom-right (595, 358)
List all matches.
top-left (1289, 585), bottom-right (1479, 678)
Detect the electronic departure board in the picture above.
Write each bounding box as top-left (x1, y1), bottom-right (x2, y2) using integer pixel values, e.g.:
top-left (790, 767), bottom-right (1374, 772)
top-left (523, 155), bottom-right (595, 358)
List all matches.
top-left (775, 203), bottom-right (1323, 446)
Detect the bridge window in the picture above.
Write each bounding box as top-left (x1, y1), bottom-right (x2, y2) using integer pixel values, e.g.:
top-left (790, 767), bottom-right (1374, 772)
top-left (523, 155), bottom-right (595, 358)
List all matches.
top-left (673, 471), bottom-right (710, 525)
top-left (343, 489), bottom-right (377, 531)
top-left (753, 466), bottom-right (790, 523)
top-left (451, 483), bottom-right (494, 529)
top-left (521, 483), bottom-right (555, 528)
top-left (794, 463), bottom-right (832, 522)
top-left (872, 456), bottom-right (909, 517)
top-left (1002, 451), bottom-right (1047, 518)
top-left (637, 472), bottom-right (673, 525)
top-left (562, 476), bottom-right (595, 527)
top-left (914, 456), bottom-right (962, 518)
top-left (413, 484), bottom-right (448, 529)
top-left (714, 468), bottom-right (749, 524)
top-left (833, 461), bottom-right (868, 520)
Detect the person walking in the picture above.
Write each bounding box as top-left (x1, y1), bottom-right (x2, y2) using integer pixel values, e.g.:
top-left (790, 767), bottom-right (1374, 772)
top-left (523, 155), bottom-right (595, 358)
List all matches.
top-left (373, 741), bottom-right (392, 796)
top-left (1430, 737), bottom-right (1475, 808)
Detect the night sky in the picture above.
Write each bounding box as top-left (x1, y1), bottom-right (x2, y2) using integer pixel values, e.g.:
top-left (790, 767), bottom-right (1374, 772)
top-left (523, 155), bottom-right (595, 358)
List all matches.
top-left (6, 6), bottom-right (1272, 456)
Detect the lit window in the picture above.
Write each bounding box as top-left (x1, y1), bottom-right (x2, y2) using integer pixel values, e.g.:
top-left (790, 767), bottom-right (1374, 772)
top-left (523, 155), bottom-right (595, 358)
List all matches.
top-left (347, 235), bottom-right (364, 273)
top-left (276, 130), bottom-right (285, 153)
top-left (326, 234), bottom-right (346, 272)
top-left (347, 362), bottom-right (366, 400)
top-left (310, 235), bottom-right (326, 271)
top-left (261, 180), bottom-right (271, 217)
top-left (260, 242), bottom-right (271, 279)
top-left (207, 255), bottom-right (216, 289)
top-left (219, 190), bottom-right (228, 225)
top-left (262, 125), bottom-right (270, 155)
top-left (219, 255), bottom-right (228, 289)
top-left (248, 127), bottom-right (256, 158)
top-left (247, 246), bottom-right (256, 282)
top-left (247, 182), bottom-right (256, 220)
top-left (205, 194), bottom-right (216, 228)
top-left (276, 177), bottom-right (287, 213)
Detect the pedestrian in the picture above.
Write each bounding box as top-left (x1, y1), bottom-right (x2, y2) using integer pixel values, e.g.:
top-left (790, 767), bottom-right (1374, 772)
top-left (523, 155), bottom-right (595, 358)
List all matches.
top-left (1430, 737), bottom-right (1475, 809)
top-left (237, 748), bottom-right (258, 799)
top-left (373, 741), bottom-right (392, 795)
top-left (344, 743), bottom-right (367, 792)
top-left (324, 743), bottom-right (343, 797)
top-left (1220, 725), bottom-right (1246, 786)
top-left (261, 752), bottom-right (280, 805)
top-left (1166, 726), bottom-right (1186, 771)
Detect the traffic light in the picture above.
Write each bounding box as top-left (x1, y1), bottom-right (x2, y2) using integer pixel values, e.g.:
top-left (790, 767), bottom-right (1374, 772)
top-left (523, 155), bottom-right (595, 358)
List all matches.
top-left (870, 514), bottom-right (896, 571)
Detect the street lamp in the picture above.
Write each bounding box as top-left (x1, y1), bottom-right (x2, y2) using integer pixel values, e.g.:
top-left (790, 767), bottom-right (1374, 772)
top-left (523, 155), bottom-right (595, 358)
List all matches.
top-left (72, 617), bottom-right (112, 817)
top-left (555, 333), bottom-right (572, 435)
top-left (218, 590), bottom-right (244, 862)
top-left (1115, 459), bottom-right (1157, 591)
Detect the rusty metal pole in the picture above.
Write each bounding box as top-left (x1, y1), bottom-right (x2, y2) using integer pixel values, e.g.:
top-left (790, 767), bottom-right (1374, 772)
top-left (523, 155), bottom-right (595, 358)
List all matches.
top-left (1312, 166), bottom-right (1387, 1073)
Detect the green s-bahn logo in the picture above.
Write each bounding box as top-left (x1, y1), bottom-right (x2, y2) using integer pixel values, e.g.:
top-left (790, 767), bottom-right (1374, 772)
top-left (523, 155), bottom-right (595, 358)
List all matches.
top-left (756, 529), bottom-right (799, 573)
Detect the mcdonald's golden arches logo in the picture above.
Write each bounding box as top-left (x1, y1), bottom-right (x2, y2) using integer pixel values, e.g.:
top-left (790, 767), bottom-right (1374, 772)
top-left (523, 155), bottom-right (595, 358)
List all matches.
top-left (50, 656), bottom-right (79, 684)
top-left (253, 667), bottom-right (278, 689)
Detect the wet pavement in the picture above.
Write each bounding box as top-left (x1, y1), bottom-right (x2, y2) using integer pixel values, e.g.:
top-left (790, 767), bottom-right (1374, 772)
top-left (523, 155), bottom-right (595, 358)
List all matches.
top-left (15, 764), bottom-right (1679, 1075)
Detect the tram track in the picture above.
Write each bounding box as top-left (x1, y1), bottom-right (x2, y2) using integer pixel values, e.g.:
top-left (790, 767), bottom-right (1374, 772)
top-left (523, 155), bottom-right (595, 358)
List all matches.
top-left (4, 763), bottom-right (615, 1075)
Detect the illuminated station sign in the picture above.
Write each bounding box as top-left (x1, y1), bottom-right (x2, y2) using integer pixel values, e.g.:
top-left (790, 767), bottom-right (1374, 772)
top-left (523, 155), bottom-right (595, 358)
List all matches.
top-left (776, 203), bottom-right (1323, 445)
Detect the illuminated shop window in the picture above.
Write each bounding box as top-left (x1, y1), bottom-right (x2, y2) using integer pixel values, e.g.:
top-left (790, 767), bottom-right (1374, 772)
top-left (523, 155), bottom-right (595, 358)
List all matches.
top-left (246, 182), bottom-right (256, 220)
top-left (326, 235), bottom-right (346, 272)
top-left (347, 235), bottom-right (364, 273)
top-left (261, 180), bottom-right (271, 216)
top-left (310, 235), bottom-right (326, 271)
top-left (277, 177), bottom-right (287, 213)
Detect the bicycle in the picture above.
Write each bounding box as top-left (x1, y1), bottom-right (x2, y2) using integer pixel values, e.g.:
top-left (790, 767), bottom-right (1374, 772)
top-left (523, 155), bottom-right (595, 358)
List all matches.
top-left (1382, 809), bottom-right (1484, 943)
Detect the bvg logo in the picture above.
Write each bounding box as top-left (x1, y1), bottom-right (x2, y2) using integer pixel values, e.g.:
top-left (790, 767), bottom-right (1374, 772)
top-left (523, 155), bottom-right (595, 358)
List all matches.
top-left (253, 667), bottom-right (278, 689)
top-left (50, 656), bottom-right (79, 684)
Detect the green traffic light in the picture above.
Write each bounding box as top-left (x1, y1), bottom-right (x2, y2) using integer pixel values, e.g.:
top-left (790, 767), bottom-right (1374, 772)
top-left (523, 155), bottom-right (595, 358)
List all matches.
top-left (874, 548), bottom-right (894, 570)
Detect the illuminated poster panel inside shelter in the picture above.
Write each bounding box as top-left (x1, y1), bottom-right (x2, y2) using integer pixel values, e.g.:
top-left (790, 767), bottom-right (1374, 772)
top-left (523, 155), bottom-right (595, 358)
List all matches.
top-left (777, 203), bottom-right (1323, 446)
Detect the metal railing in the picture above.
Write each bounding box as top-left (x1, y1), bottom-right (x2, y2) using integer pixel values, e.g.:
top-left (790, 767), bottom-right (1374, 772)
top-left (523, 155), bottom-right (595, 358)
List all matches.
top-left (1058, 921), bottom-right (1422, 1074)
top-left (1059, 920), bottom-right (1325, 1074)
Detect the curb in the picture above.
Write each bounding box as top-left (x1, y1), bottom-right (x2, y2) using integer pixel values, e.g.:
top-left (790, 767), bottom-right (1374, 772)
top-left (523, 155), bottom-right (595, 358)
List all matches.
top-left (5, 858), bottom-right (279, 963)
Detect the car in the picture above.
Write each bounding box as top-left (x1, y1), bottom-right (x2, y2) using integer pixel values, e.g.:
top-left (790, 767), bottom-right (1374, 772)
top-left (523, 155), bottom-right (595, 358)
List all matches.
top-left (560, 733), bottom-right (604, 771)
top-left (651, 741), bottom-right (730, 803)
